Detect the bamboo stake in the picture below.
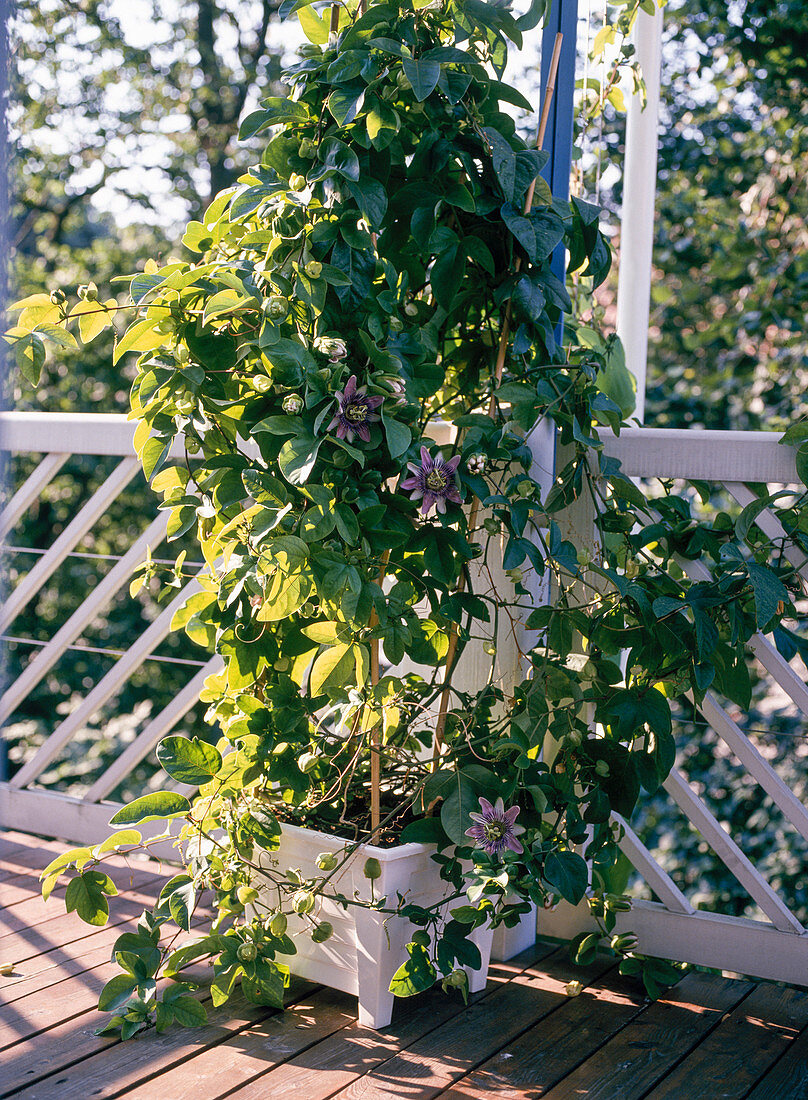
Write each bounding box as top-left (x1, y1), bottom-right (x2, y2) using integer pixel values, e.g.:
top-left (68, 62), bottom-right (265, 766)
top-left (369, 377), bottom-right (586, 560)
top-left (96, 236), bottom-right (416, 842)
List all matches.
top-left (430, 33), bottom-right (564, 770)
top-left (329, 3), bottom-right (340, 40)
top-left (369, 551), bottom-right (390, 831)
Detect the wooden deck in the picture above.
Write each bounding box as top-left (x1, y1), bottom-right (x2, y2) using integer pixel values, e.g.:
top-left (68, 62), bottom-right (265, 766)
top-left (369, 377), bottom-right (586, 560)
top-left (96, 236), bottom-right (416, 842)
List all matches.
top-left (2, 830), bottom-right (808, 1099)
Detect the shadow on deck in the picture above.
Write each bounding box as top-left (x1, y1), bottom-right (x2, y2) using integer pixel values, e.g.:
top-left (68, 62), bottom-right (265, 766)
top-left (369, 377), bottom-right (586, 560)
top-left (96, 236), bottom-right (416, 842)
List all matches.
top-left (1, 829), bottom-right (807, 1099)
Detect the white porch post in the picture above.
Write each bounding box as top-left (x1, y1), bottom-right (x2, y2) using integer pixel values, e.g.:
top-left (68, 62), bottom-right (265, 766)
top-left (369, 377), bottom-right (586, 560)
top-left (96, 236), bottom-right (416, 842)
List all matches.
top-left (615, 6), bottom-right (664, 425)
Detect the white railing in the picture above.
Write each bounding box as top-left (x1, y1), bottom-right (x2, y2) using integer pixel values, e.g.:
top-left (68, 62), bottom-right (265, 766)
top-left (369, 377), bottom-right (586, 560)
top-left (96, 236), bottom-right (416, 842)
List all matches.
top-left (2, 412), bottom-right (808, 984)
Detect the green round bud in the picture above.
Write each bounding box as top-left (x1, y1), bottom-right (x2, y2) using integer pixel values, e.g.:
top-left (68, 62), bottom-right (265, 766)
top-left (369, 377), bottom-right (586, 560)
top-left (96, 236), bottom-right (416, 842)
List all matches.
top-left (250, 375), bottom-right (273, 394)
top-left (237, 941), bottom-right (258, 962)
top-left (363, 857), bottom-right (382, 881)
top-left (237, 885), bottom-right (260, 906)
top-left (282, 393), bottom-right (304, 415)
top-left (269, 912), bottom-right (288, 936)
top-left (289, 173), bottom-right (307, 192)
top-left (273, 656), bottom-right (291, 672)
top-left (482, 641), bottom-right (497, 657)
top-left (49, 289), bottom-right (66, 305)
top-left (305, 260), bottom-right (323, 278)
top-left (595, 759), bottom-right (610, 778)
top-left (311, 921), bottom-right (334, 943)
top-left (298, 138), bottom-right (316, 158)
top-left (404, 302), bottom-right (418, 317)
top-left (316, 852), bottom-right (339, 872)
top-left (517, 479), bottom-right (534, 498)
top-left (388, 316), bottom-right (403, 332)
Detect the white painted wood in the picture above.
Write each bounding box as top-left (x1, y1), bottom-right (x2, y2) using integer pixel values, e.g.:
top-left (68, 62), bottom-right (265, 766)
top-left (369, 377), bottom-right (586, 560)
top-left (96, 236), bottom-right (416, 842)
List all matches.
top-left (599, 427), bottom-right (798, 483)
top-left (748, 633), bottom-right (808, 718)
top-left (0, 784), bottom-right (183, 862)
top-left (0, 457), bottom-right (140, 631)
top-left (0, 512), bottom-right (169, 723)
top-left (726, 481), bottom-right (808, 580)
top-left (614, 813), bottom-right (694, 915)
top-left (11, 577), bottom-right (206, 788)
top-left (0, 411), bottom-right (148, 457)
top-left (663, 767), bottom-right (804, 933)
top-left (0, 452), bottom-right (69, 540)
top-left (615, 4), bottom-right (663, 423)
top-left (539, 898), bottom-right (808, 986)
top-left (85, 656), bottom-right (223, 802)
top-left (697, 691), bottom-right (808, 845)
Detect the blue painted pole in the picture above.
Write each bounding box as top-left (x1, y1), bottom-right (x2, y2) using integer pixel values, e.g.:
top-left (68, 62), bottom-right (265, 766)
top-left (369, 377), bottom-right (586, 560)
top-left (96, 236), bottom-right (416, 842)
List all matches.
top-left (541, 0), bottom-right (579, 287)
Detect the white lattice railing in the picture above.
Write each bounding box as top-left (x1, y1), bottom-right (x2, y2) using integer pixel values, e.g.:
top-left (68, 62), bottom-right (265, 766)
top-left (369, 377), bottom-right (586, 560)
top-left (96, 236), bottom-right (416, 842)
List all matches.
top-left (2, 412), bottom-right (808, 984)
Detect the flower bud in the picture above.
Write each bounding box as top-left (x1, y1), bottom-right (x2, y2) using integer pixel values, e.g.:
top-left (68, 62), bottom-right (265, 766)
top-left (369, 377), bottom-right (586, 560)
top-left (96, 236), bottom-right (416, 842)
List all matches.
top-left (517, 479), bottom-right (534, 498)
top-left (305, 260), bottom-right (323, 278)
top-left (466, 452), bottom-right (487, 474)
top-left (264, 295), bottom-right (289, 320)
top-left (49, 289), bottom-right (66, 305)
top-left (314, 336), bottom-right (347, 361)
top-left (311, 921), bottom-right (334, 942)
top-left (611, 932), bottom-right (639, 952)
top-left (282, 393), bottom-right (304, 415)
top-left (404, 302), bottom-right (418, 317)
top-left (595, 760), bottom-right (610, 778)
top-left (237, 885), bottom-right (259, 906)
top-left (316, 852), bottom-right (339, 872)
top-left (482, 641), bottom-right (497, 656)
top-left (237, 941), bottom-right (258, 962)
top-left (565, 980), bottom-right (583, 997)
top-left (298, 138), bottom-right (316, 158)
top-left (78, 282), bottom-right (98, 301)
top-left (293, 890), bottom-right (315, 915)
top-left (251, 375), bottom-right (273, 394)
top-left (289, 173), bottom-right (307, 191)
top-left (442, 969), bottom-right (467, 990)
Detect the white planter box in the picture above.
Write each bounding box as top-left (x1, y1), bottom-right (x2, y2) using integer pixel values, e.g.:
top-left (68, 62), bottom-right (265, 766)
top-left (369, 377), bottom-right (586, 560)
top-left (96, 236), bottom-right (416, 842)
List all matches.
top-left (490, 901), bottom-right (538, 961)
top-left (253, 822), bottom-right (493, 1028)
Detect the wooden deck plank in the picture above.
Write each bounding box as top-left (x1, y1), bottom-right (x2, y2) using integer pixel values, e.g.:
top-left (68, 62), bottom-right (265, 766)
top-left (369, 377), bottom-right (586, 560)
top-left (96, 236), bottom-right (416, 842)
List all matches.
top-left (644, 983), bottom-right (808, 1099)
top-left (2, 830), bottom-right (807, 1100)
top-left (325, 948), bottom-right (618, 1100)
top-left (744, 1016), bottom-right (808, 1099)
top-left (437, 969), bottom-right (648, 1099)
top-left (3, 981), bottom-right (319, 1100)
top-left (119, 987), bottom-right (360, 1100)
top-left (222, 945), bottom-right (561, 1100)
top-left (539, 973), bottom-right (753, 1100)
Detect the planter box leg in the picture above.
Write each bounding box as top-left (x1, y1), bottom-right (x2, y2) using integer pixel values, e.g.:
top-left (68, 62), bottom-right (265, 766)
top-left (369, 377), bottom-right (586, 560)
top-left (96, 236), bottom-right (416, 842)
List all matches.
top-left (490, 903), bottom-right (538, 962)
top-left (466, 924), bottom-right (495, 993)
top-left (354, 907), bottom-right (408, 1029)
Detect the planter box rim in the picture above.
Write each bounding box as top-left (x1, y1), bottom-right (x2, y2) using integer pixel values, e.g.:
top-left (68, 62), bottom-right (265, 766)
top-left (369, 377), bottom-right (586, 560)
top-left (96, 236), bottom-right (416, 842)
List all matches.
top-left (279, 820), bottom-right (436, 862)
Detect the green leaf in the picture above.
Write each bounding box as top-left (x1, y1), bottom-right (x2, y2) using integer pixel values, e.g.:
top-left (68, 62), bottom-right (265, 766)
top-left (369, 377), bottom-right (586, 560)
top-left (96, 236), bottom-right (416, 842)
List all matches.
top-left (747, 562), bottom-right (788, 628)
top-left (402, 57), bottom-right (441, 101)
top-left (318, 137), bottom-right (360, 181)
top-left (65, 870), bottom-right (117, 926)
top-left (543, 850), bottom-right (589, 905)
top-left (11, 330), bottom-right (46, 385)
top-left (389, 941), bottom-right (437, 996)
top-left (278, 432), bottom-right (322, 485)
top-left (309, 642), bottom-right (368, 696)
top-left (327, 85), bottom-right (365, 126)
top-left (98, 973), bottom-right (138, 1012)
top-left (170, 996), bottom-right (208, 1027)
top-left (109, 791), bottom-right (191, 828)
top-left (157, 735), bottom-right (223, 785)
top-left (382, 414), bottom-right (411, 459)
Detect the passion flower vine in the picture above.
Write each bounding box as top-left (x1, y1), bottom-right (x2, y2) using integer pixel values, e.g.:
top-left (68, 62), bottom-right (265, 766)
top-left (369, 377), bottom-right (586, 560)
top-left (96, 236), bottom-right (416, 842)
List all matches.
top-left (465, 797), bottom-right (525, 856)
top-left (401, 447), bottom-right (462, 515)
top-left (327, 375), bottom-right (383, 443)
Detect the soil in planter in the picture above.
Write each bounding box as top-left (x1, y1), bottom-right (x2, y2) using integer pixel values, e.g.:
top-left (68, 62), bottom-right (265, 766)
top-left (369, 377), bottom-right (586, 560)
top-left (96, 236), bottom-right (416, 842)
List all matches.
top-left (267, 790), bottom-right (421, 847)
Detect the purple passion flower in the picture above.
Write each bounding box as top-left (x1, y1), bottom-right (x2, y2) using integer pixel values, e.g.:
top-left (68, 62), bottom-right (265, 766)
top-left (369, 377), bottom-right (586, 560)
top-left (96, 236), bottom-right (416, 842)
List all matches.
top-left (465, 796), bottom-right (524, 856)
top-left (401, 447), bottom-right (462, 515)
top-left (327, 375), bottom-right (383, 443)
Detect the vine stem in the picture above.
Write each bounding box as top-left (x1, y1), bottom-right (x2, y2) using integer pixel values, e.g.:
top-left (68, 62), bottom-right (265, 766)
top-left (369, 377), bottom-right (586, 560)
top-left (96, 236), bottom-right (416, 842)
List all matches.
top-left (430, 32), bottom-right (564, 771)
